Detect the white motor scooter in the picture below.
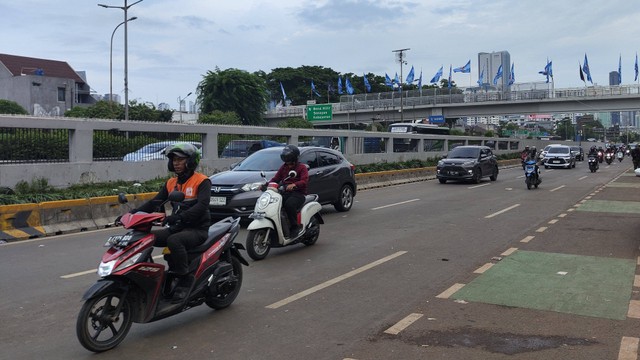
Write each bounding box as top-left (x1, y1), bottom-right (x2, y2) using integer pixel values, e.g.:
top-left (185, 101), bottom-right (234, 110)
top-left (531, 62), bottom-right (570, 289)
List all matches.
top-left (245, 170), bottom-right (324, 260)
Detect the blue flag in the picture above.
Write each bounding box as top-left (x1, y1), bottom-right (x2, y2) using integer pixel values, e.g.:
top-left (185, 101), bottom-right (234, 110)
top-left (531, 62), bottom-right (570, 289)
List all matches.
top-left (385, 73), bottom-right (393, 87)
top-left (583, 54), bottom-right (593, 84)
top-left (363, 73), bottom-right (371, 92)
top-left (538, 59), bottom-right (552, 83)
top-left (338, 77), bottom-right (343, 94)
top-left (508, 63), bottom-right (515, 85)
top-left (345, 77), bottom-right (354, 95)
top-left (406, 66), bottom-right (415, 84)
top-left (493, 64), bottom-right (503, 85)
top-left (417, 70), bottom-right (422, 89)
top-left (618, 54), bottom-right (622, 83)
top-left (635, 53), bottom-right (638, 82)
top-left (393, 73), bottom-right (400, 90)
top-left (453, 60), bottom-right (471, 73)
top-left (447, 65), bottom-right (452, 89)
top-left (311, 80), bottom-right (321, 97)
top-left (477, 68), bottom-right (484, 86)
top-left (279, 81), bottom-right (287, 100)
top-left (430, 66), bottom-right (443, 83)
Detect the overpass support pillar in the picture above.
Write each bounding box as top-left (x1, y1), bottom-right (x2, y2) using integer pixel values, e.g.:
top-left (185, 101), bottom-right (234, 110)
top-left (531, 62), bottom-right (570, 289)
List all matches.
top-left (203, 131), bottom-right (218, 160)
top-left (69, 128), bottom-right (92, 162)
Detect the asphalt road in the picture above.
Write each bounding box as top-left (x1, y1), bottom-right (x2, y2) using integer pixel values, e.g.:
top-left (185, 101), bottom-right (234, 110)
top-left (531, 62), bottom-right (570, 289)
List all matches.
top-left (1, 159), bottom-right (639, 360)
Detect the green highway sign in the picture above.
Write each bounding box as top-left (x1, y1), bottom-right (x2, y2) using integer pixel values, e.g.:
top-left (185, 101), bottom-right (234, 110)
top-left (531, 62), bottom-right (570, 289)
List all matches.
top-left (307, 104), bottom-right (332, 121)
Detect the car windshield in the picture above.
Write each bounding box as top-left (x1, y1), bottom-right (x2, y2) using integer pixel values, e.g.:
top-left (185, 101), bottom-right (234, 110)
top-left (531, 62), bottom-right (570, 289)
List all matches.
top-left (448, 147), bottom-right (480, 159)
top-left (548, 147), bottom-right (569, 154)
top-left (233, 149), bottom-right (284, 171)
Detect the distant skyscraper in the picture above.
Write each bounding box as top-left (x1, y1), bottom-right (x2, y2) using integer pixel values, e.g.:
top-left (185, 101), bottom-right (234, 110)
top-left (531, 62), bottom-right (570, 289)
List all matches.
top-left (609, 71), bottom-right (622, 126)
top-left (478, 51), bottom-right (511, 90)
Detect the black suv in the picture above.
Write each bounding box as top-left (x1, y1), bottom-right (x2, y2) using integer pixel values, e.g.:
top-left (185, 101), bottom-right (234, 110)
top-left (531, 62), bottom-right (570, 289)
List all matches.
top-left (436, 145), bottom-right (499, 184)
top-left (209, 146), bottom-right (357, 220)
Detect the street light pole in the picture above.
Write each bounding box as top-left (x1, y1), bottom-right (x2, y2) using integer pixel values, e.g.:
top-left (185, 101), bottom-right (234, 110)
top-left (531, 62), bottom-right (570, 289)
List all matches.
top-left (392, 48), bottom-right (410, 122)
top-left (178, 92), bottom-right (192, 122)
top-left (109, 16), bottom-right (137, 113)
top-left (99, 0), bottom-right (143, 121)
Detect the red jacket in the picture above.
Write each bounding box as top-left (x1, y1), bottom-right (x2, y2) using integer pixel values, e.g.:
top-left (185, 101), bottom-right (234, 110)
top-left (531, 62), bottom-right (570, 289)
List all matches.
top-left (270, 162), bottom-right (309, 194)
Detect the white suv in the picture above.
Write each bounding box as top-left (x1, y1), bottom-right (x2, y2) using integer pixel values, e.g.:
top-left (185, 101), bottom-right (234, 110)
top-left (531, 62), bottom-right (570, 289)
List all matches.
top-left (543, 145), bottom-right (576, 169)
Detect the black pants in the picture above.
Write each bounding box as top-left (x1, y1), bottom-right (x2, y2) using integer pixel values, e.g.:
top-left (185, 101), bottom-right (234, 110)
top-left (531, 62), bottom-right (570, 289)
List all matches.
top-left (153, 228), bottom-right (208, 275)
top-left (282, 192), bottom-right (305, 229)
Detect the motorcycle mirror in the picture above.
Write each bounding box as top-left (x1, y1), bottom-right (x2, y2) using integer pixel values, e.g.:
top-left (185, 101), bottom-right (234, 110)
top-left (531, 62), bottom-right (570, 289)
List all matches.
top-left (260, 171), bottom-right (266, 179)
top-left (117, 192), bottom-right (128, 204)
top-left (168, 191), bottom-right (185, 203)
top-left (288, 170), bottom-right (297, 178)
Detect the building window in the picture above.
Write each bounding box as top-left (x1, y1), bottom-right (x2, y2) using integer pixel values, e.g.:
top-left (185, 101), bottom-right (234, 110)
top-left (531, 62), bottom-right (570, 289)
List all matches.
top-left (57, 87), bottom-right (66, 102)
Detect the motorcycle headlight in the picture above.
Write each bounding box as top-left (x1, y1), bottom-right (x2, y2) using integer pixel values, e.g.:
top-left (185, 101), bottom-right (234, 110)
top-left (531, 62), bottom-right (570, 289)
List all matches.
top-left (256, 192), bottom-right (273, 210)
top-left (241, 182), bottom-right (264, 192)
top-left (98, 260), bottom-right (117, 277)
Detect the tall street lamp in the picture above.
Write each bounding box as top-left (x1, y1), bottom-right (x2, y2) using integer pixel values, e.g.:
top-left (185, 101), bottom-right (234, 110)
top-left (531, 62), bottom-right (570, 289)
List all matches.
top-left (109, 16), bottom-right (137, 112)
top-left (392, 48), bottom-right (410, 122)
top-left (99, 0), bottom-right (143, 121)
top-left (178, 92), bottom-right (192, 122)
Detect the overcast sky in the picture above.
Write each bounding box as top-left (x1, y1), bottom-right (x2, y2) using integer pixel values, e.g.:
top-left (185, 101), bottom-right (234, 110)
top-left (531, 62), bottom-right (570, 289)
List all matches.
top-left (3, 0), bottom-right (639, 109)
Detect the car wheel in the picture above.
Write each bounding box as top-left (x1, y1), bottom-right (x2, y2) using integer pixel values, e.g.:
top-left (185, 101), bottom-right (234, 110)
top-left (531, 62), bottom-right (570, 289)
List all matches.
top-left (472, 168), bottom-right (481, 184)
top-left (334, 184), bottom-right (354, 212)
top-left (489, 166), bottom-right (498, 181)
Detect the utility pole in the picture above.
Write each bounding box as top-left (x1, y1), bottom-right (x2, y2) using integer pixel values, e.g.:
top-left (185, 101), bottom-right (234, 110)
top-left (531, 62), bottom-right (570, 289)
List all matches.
top-left (392, 48), bottom-right (410, 122)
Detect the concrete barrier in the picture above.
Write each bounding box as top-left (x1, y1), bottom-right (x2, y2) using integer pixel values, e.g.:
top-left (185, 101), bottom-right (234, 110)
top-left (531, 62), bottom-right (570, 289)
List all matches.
top-left (0, 203), bottom-right (46, 241)
top-left (90, 192), bottom-right (158, 228)
top-left (39, 199), bottom-right (97, 236)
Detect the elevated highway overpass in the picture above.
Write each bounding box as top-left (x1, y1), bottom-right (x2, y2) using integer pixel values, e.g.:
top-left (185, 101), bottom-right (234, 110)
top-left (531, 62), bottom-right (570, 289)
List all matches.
top-left (265, 84), bottom-right (640, 126)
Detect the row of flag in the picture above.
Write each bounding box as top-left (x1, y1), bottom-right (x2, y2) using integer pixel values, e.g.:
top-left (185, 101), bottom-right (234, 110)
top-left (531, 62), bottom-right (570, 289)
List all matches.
top-left (278, 54), bottom-right (640, 100)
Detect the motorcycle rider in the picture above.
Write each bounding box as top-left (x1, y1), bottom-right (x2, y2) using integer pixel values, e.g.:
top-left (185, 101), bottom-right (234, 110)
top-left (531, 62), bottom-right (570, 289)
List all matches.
top-left (268, 145), bottom-right (309, 236)
top-left (128, 142), bottom-right (211, 302)
top-left (521, 146), bottom-right (530, 169)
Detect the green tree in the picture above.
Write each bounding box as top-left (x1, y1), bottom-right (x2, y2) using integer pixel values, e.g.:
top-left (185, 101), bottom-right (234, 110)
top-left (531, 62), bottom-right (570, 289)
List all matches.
top-left (0, 99), bottom-right (28, 114)
top-left (199, 110), bottom-right (242, 125)
top-left (197, 67), bottom-right (268, 125)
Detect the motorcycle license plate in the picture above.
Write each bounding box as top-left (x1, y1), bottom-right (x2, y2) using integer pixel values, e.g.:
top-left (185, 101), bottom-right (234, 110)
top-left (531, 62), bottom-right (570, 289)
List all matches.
top-left (210, 196), bottom-right (226, 206)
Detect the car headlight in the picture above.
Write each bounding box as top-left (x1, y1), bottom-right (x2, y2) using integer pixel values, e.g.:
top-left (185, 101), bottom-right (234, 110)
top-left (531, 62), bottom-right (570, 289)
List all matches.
top-left (463, 161), bottom-right (476, 167)
top-left (241, 182), bottom-right (264, 192)
top-left (437, 160), bottom-right (444, 166)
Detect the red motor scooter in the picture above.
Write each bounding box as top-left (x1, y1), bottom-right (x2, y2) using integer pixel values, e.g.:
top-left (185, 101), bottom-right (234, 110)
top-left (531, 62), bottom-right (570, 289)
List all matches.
top-left (76, 192), bottom-right (248, 352)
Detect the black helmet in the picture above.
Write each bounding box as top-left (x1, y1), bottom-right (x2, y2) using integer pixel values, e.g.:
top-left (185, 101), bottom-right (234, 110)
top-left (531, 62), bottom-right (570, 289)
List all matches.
top-left (166, 142), bottom-right (201, 171)
top-left (280, 145), bottom-right (300, 163)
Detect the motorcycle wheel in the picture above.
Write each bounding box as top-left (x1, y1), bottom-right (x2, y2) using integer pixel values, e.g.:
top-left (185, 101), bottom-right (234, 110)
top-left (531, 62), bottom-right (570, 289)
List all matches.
top-left (526, 177), bottom-right (532, 190)
top-left (246, 229), bottom-right (271, 261)
top-left (302, 216), bottom-right (320, 246)
top-left (205, 256), bottom-right (243, 309)
top-left (76, 291), bottom-right (132, 353)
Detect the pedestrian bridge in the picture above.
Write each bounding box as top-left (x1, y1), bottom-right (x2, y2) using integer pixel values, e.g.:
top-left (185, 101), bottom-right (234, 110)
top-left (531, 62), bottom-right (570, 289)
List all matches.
top-left (265, 84), bottom-right (640, 126)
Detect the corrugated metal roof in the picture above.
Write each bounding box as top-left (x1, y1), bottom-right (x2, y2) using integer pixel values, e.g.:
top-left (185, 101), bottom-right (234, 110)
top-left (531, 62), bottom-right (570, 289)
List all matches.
top-left (0, 53), bottom-right (85, 84)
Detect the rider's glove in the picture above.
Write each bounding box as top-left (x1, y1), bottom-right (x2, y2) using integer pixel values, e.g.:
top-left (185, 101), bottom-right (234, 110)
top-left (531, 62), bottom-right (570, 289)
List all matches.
top-left (162, 214), bottom-right (180, 226)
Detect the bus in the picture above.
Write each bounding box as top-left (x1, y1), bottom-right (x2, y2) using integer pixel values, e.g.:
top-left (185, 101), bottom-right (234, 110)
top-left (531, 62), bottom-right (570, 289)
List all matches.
top-left (388, 120), bottom-right (450, 152)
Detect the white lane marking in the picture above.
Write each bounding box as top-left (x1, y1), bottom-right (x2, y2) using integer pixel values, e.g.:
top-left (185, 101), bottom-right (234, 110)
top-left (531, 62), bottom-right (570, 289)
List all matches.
top-left (618, 337), bottom-right (639, 360)
top-left (536, 227), bottom-right (548, 233)
top-left (631, 300), bottom-right (640, 319)
top-left (558, 213), bottom-right (567, 218)
top-left (266, 251), bottom-right (407, 309)
top-left (516, 175), bottom-right (525, 179)
top-left (550, 185), bottom-right (566, 192)
top-left (485, 204), bottom-right (520, 219)
top-left (384, 313), bottom-right (424, 335)
top-left (371, 199), bottom-right (420, 211)
top-left (61, 254), bottom-right (164, 279)
top-left (468, 183), bottom-right (491, 189)
top-left (548, 219), bottom-right (559, 224)
top-left (501, 247), bottom-right (518, 256)
top-left (520, 236), bottom-right (534, 243)
top-left (436, 283), bottom-right (465, 299)
top-left (579, 176), bottom-right (588, 180)
top-left (474, 263), bottom-right (494, 274)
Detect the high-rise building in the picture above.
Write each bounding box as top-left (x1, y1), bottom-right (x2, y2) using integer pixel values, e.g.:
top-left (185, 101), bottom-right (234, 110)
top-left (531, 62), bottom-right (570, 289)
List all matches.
top-left (478, 51), bottom-right (511, 90)
top-left (609, 71), bottom-right (622, 126)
